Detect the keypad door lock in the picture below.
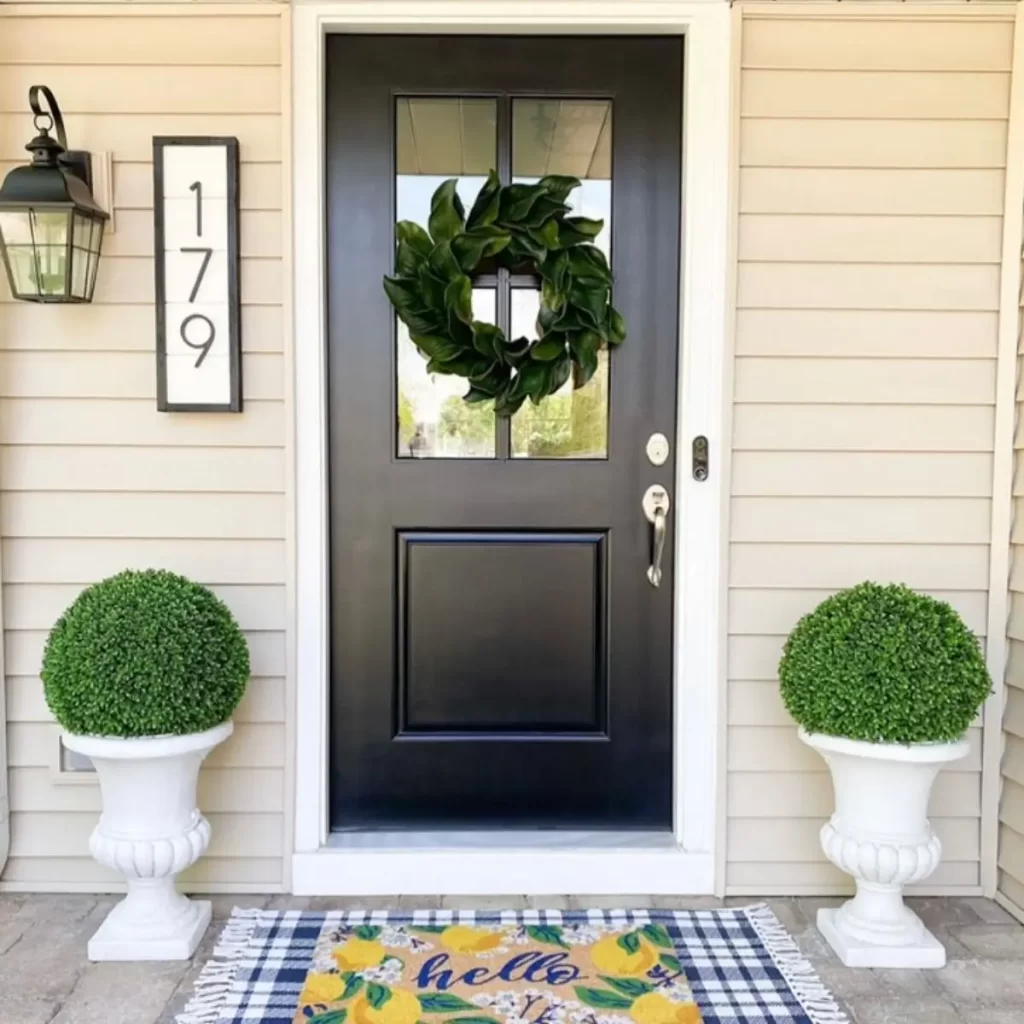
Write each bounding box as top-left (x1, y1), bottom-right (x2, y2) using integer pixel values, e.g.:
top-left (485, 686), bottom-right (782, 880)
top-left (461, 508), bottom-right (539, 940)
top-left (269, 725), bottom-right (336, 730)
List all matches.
top-left (692, 435), bottom-right (709, 482)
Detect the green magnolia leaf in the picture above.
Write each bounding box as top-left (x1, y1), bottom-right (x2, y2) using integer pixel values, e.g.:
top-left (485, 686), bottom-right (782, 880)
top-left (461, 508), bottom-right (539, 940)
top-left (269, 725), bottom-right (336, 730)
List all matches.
top-left (306, 1011), bottom-right (348, 1024)
top-left (564, 216), bottom-right (603, 238)
top-left (471, 321), bottom-right (504, 360)
top-left (545, 353), bottom-right (571, 397)
top-left (640, 924), bottom-right (674, 949)
top-left (444, 275), bottom-right (473, 325)
top-left (366, 984), bottom-right (392, 1010)
top-left (395, 222), bottom-right (432, 273)
top-left (428, 353), bottom-right (491, 378)
top-left (515, 360), bottom-right (550, 403)
top-left (526, 925), bottom-right (569, 949)
top-left (429, 241), bottom-right (464, 283)
top-left (606, 306), bottom-right (626, 345)
top-left (570, 331), bottom-right (600, 388)
top-left (418, 994), bottom-right (479, 1013)
top-left (503, 336), bottom-right (532, 367)
top-left (527, 220), bottom-right (561, 251)
top-left (530, 338), bottom-right (565, 362)
top-left (410, 334), bottom-right (464, 363)
top-left (537, 174), bottom-right (581, 202)
top-left (617, 932), bottom-right (642, 956)
top-left (466, 170), bottom-right (502, 229)
top-left (383, 277), bottom-right (443, 336)
top-left (599, 977), bottom-right (654, 998)
top-left (428, 179), bottom-right (466, 244)
top-left (659, 953), bottom-right (682, 973)
top-left (499, 182), bottom-right (544, 223)
top-left (573, 988), bottom-right (634, 1011)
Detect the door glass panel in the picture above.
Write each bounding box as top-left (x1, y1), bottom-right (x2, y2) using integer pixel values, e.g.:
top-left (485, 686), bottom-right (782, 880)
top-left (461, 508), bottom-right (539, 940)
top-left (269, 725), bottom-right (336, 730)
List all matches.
top-left (512, 98), bottom-right (611, 258)
top-left (510, 288), bottom-right (609, 459)
top-left (395, 98), bottom-right (498, 458)
top-left (399, 289), bottom-right (497, 458)
top-left (511, 99), bottom-right (611, 458)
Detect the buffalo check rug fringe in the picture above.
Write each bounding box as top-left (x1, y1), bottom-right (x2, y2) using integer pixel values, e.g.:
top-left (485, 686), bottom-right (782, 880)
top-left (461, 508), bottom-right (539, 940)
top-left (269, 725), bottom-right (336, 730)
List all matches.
top-left (175, 907), bottom-right (849, 1024)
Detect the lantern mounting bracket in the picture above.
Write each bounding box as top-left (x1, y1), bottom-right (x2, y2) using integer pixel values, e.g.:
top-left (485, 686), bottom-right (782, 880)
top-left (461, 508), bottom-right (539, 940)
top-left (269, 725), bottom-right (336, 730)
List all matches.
top-left (27, 84), bottom-right (93, 189)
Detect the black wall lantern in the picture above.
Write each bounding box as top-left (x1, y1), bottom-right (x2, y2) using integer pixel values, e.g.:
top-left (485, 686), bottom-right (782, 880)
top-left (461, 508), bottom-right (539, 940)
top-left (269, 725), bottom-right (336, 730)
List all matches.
top-left (0, 86), bottom-right (108, 303)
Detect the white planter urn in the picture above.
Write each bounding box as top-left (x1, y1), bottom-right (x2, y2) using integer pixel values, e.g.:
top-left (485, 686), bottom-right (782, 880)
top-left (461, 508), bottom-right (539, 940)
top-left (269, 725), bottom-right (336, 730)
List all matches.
top-left (800, 727), bottom-right (969, 969)
top-left (63, 720), bottom-right (232, 962)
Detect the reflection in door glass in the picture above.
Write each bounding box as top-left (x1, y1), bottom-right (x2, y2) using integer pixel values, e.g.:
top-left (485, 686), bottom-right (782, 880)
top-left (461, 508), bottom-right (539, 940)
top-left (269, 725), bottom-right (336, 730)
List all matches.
top-left (511, 99), bottom-right (611, 458)
top-left (509, 289), bottom-right (609, 459)
top-left (398, 290), bottom-right (497, 458)
top-left (395, 98), bottom-right (498, 458)
top-left (512, 98), bottom-right (611, 258)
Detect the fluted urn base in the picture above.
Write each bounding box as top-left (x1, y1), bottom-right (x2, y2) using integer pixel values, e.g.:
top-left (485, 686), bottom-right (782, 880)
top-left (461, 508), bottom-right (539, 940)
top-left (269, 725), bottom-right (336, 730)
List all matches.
top-left (800, 728), bottom-right (970, 969)
top-left (63, 721), bottom-right (232, 962)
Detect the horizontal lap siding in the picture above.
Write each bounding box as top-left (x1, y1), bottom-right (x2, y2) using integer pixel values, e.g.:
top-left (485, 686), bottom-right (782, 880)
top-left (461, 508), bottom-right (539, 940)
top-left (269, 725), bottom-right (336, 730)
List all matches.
top-left (0, 9), bottom-right (287, 893)
top-left (728, 13), bottom-right (1012, 895)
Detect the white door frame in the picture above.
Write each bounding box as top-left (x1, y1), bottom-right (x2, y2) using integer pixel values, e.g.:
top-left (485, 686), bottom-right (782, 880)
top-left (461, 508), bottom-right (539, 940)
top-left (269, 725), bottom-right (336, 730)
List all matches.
top-left (291, 0), bottom-right (735, 895)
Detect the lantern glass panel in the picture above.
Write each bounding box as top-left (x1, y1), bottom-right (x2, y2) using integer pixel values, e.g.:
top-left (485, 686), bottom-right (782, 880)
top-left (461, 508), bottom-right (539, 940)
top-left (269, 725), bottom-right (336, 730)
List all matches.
top-left (0, 211), bottom-right (33, 246)
top-left (71, 246), bottom-right (90, 299)
top-left (86, 221), bottom-right (104, 298)
top-left (4, 245), bottom-right (40, 297)
top-left (31, 209), bottom-right (70, 246)
top-left (33, 244), bottom-right (68, 297)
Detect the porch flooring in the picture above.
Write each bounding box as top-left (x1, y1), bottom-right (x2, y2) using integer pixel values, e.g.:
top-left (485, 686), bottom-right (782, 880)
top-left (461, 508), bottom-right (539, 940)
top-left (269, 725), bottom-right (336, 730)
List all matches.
top-left (1, 894), bottom-right (1022, 1023)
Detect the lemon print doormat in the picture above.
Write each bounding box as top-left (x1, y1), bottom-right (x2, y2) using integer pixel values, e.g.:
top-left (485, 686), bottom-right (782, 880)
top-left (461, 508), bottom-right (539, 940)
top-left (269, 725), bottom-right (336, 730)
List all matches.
top-left (175, 908), bottom-right (849, 1024)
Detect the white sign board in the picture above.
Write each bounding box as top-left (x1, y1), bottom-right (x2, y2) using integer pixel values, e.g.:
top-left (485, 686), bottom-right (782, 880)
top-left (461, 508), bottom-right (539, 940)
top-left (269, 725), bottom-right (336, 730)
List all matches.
top-left (153, 137), bottom-right (241, 411)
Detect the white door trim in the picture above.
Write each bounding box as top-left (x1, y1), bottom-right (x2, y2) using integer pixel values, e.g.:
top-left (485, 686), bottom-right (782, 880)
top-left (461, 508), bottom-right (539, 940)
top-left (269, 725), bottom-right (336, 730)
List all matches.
top-left (291, 0), bottom-right (735, 895)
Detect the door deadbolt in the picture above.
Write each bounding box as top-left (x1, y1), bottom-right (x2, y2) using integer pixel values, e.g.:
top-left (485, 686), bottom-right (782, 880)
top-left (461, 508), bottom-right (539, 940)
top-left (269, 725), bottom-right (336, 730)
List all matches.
top-left (646, 432), bottom-right (670, 467)
top-left (692, 435), bottom-right (709, 482)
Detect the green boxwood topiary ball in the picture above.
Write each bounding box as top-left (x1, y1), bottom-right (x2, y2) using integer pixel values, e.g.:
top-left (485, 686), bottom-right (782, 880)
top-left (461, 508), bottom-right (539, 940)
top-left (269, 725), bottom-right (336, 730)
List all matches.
top-left (42, 569), bottom-right (250, 738)
top-left (779, 581), bottom-right (990, 745)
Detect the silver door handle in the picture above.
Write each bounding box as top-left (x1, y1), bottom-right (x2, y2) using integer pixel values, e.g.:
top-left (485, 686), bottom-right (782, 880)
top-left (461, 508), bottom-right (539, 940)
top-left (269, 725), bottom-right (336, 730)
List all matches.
top-left (641, 484), bottom-right (671, 588)
top-left (647, 505), bottom-right (667, 587)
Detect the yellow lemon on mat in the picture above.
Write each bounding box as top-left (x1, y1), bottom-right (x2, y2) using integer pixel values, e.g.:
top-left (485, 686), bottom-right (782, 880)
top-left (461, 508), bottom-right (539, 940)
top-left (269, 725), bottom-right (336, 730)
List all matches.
top-left (351, 988), bottom-right (422, 1024)
top-left (589, 934), bottom-right (658, 977)
top-left (299, 972), bottom-right (346, 1005)
top-left (630, 992), bottom-right (702, 1024)
top-left (333, 937), bottom-right (386, 971)
top-left (440, 925), bottom-right (504, 954)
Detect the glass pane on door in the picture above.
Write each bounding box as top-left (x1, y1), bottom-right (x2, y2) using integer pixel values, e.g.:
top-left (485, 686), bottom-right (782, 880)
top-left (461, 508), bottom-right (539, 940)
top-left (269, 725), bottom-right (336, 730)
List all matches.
top-left (395, 98), bottom-right (498, 458)
top-left (511, 99), bottom-right (611, 458)
top-left (509, 288), bottom-right (609, 459)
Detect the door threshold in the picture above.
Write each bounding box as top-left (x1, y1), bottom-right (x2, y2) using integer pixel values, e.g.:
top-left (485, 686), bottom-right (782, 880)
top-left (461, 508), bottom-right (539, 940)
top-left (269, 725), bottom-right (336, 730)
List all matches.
top-left (293, 833), bottom-right (714, 896)
top-left (326, 829), bottom-right (678, 850)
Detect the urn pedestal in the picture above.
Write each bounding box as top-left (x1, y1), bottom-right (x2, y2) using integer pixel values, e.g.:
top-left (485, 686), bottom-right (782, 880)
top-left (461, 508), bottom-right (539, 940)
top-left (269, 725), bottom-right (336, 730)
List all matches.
top-left (800, 728), bottom-right (969, 969)
top-left (63, 721), bottom-right (232, 961)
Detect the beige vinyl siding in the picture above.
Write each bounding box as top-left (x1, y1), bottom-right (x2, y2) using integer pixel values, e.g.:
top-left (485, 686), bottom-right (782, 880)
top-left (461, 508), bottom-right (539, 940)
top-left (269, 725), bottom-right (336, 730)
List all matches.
top-left (728, 11), bottom-right (1012, 895)
top-left (0, 7), bottom-right (288, 893)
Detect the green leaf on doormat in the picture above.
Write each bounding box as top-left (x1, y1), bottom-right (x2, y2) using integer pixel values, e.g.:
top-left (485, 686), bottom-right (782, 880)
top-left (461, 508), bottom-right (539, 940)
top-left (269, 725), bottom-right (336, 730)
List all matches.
top-left (599, 977), bottom-right (654, 998)
top-left (412, 925), bottom-right (449, 934)
top-left (355, 925), bottom-right (383, 941)
top-left (307, 1011), bottom-right (349, 1024)
top-left (366, 984), bottom-right (392, 1010)
top-left (640, 924), bottom-right (674, 949)
top-left (616, 932), bottom-right (642, 956)
top-left (527, 925), bottom-right (570, 949)
top-left (340, 973), bottom-right (364, 1000)
top-left (419, 994), bottom-right (479, 1013)
top-left (659, 953), bottom-right (682, 973)
top-left (574, 987), bottom-right (634, 1010)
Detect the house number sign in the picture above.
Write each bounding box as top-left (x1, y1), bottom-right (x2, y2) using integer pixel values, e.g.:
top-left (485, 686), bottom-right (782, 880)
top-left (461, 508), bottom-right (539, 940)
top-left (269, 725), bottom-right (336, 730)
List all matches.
top-left (153, 137), bottom-right (241, 411)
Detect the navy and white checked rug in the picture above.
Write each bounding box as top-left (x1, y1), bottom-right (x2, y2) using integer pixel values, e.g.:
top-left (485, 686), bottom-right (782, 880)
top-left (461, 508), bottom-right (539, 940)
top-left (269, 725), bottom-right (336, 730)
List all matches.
top-left (176, 907), bottom-right (848, 1024)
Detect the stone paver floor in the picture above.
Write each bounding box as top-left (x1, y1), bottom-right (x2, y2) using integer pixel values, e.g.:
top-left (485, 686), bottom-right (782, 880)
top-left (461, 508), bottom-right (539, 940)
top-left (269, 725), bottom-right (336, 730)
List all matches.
top-left (0, 894), bottom-right (1022, 1023)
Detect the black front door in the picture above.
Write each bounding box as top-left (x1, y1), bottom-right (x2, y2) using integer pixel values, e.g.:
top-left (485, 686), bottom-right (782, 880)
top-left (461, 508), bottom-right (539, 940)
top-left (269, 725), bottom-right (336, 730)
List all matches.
top-left (327, 36), bottom-right (683, 830)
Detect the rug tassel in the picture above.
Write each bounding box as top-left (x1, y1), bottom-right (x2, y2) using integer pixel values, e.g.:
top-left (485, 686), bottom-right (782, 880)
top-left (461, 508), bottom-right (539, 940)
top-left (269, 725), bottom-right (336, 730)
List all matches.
top-left (745, 903), bottom-right (851, 1024)
top-left (175, 907), bottom-right (264, 1024)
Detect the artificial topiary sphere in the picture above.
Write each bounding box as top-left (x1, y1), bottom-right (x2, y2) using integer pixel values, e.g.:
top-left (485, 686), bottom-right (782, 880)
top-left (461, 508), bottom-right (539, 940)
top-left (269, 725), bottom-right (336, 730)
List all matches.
top-left (42, 569), bottom-right (249, 738)
top-left (779, 581), bottom-right (990, 745)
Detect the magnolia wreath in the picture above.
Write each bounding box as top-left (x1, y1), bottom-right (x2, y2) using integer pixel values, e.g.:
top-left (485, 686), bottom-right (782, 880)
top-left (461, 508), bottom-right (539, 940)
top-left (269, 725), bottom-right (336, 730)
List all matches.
top-left (383, 170), bottom-right (625, 417)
